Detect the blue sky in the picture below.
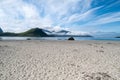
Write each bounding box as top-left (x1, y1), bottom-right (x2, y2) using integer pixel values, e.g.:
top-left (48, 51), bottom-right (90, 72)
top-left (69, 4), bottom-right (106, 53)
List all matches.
top-left (0, 0), bottom-right (120, 33)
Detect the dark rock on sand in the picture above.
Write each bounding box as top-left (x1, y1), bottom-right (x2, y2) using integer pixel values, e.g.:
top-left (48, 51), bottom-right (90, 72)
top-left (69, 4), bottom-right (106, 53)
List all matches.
top-left (68, 37), bottom-right (75, 40)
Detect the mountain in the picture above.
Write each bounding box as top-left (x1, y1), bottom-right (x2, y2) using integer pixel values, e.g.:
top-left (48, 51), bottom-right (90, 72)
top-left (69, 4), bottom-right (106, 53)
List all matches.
top-left (49, 30), bottom-right (70, 35)
top-left (0, 28), bottom-right (92, 37)
top-left (0, 32), bottom-right (17, 36)
top-left (43, 29), bottom-right (92, 37)
top-left (42, 29), bottom-right (52, 34)
top-left (0, 28), bottom-right (50, 37)
top-left (56, 30), bottom-right (70, 34)
top-left (54, 30), bottom-right (92, 37)
top-left (18, 28), bottom-right (49, 37)
top-left (0, 27), bottom-right (3, 33)
top-left (43, 29), bottom-right (70, 35)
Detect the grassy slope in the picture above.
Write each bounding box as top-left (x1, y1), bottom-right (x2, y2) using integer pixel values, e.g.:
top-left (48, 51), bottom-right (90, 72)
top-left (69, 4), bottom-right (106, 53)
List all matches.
top-left (0, 28), bottom-right (49, 37)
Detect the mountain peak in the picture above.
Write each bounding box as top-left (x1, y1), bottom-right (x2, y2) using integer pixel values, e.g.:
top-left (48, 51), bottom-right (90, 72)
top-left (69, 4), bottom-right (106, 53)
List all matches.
top-left (19, 28), bottom-right (49, 37)
top-left (0, 27), bottom-right (3, 33)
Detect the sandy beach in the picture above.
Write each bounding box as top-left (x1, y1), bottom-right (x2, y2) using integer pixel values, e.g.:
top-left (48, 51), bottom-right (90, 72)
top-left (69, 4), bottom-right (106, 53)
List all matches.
top-left (0, 40), bottom-right (120, 80)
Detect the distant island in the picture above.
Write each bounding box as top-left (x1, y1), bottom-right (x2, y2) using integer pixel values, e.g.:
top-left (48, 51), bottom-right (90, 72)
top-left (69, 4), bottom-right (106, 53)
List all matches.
top-left (0, 28), bottom-right (92, 37)
top-left (115, 36), bottom-right (120, 38)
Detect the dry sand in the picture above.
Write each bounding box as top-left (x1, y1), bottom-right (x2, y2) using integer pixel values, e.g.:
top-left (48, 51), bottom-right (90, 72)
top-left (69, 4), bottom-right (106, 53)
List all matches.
top-left (0, 40), bottom-right (120, 80)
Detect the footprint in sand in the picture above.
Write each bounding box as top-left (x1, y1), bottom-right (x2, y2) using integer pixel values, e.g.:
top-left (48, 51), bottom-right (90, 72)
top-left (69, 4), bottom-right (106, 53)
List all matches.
top-left (82, 72), bottom-right (116, 80)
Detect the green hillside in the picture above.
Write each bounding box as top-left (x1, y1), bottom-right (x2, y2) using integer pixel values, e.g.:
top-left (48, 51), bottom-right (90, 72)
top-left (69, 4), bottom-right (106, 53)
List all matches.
top-left (0, 28), bottom-right (49, 37)
top-left (18, 28), bottom-right (48, 37)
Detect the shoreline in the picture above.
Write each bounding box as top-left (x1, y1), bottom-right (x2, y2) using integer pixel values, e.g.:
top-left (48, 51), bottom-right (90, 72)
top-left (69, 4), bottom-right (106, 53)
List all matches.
top-left (0, 36), bottom-right (120, 41)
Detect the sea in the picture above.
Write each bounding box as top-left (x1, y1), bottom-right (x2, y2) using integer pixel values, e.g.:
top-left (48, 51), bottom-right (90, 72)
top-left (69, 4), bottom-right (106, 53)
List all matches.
top-left (0, 37), bottom-right (120, 41)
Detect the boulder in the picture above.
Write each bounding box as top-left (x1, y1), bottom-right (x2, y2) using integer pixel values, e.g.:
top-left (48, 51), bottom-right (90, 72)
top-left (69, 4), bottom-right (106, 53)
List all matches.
top-left (68, 37), bottom-right (75, 40)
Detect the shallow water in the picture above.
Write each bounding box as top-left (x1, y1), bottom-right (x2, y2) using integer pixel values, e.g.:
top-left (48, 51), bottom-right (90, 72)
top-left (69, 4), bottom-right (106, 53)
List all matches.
top-left (0, 36), bottom-right (120, 41)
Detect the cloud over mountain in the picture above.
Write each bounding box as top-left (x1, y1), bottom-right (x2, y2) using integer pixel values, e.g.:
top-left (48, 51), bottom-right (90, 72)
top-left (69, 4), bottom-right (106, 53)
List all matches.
top-left (0, 0), bottom-right (120, 33)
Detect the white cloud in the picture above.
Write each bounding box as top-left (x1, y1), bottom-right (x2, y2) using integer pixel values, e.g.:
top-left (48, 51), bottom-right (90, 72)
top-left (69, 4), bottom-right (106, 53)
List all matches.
top-left (82, 12), bottom-right (120, 26)
top-left (104, 0), bottom-right (120, 9)
top-left (1, 0), bottom-right (118, 33)
top-left (43, 25), bottom-right (69, 32)
top-left (22, 4), bottom-right (40, 19)
top-left (0, 9), bottom-right (6, 19)
top-left (34, 0), bottom-right (93, 25)
top-left (94, 12), bottom-right (120, 24)
top-left (65, 6), bottom-right (101, 24)
top-left (0, 0), bottom-right (54, 32)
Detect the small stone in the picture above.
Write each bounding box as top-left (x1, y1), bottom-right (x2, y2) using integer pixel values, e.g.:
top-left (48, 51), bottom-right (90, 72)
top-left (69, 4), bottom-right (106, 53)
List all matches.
top-left (27, 38), bottom-right (31, 40)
